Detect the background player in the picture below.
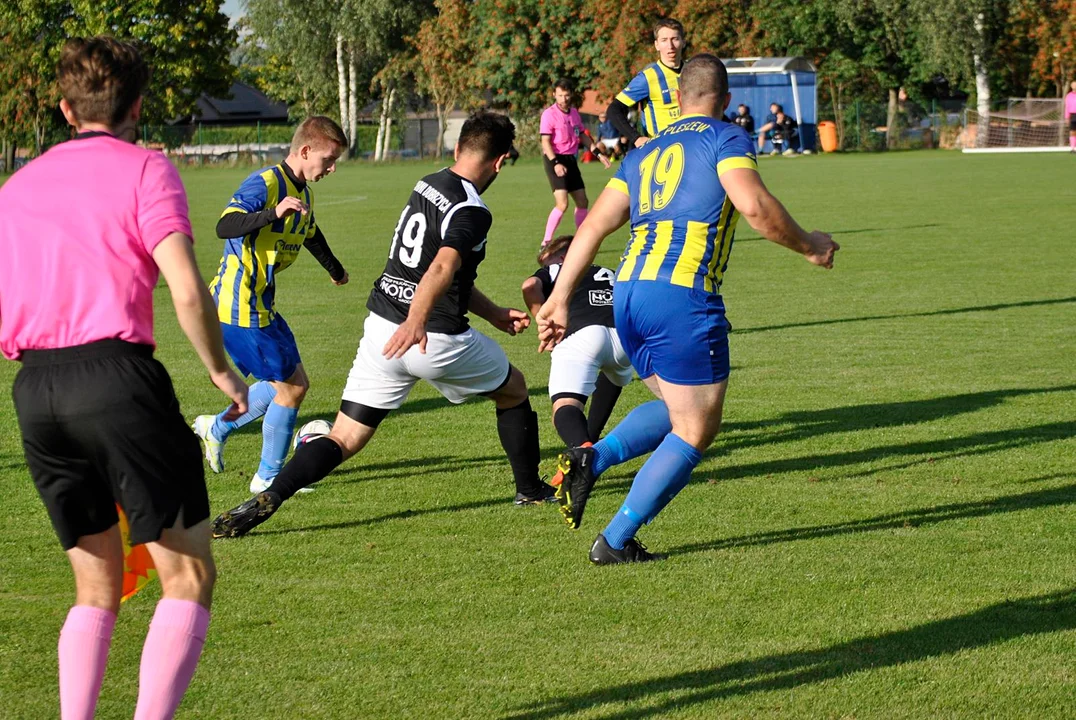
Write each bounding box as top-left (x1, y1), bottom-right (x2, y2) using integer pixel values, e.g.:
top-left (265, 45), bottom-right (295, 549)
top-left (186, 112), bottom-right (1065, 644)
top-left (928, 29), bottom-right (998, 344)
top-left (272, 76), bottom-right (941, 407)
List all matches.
top-left (540, 78), bottom-right (611, 247)
top-left (538, 55), bottom-right (838, 564)
top-left (192, 117), bottom-right (349, 494)
top-left (0, 37), bottom-right (248, 718)
top-left (213, 111), bottom-right (554, 538)
top-left (606, 18), bottom-right (686, 150)
top-left (521, 234), bottom-right (632, 452)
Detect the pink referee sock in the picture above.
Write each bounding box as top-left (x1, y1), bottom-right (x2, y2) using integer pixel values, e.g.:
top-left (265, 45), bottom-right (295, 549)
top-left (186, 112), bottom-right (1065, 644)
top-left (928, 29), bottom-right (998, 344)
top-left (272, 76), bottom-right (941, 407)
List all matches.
top-left (1070, 135), bottom-right (1076, 150)
top-left (59, 605), bottom-right (116, 720)
top-left (133, 599), bottom-right (210, 720)
top-left (542, 207), bottom-right (564, 246)
top-left (574, 207), bottom-right (589, 228)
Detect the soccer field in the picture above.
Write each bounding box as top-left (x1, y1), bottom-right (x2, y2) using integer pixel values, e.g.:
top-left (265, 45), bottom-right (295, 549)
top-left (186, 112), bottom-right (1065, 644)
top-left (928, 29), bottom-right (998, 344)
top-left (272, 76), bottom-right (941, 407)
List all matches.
top-left (1, 150), bottom-right (1074, 718)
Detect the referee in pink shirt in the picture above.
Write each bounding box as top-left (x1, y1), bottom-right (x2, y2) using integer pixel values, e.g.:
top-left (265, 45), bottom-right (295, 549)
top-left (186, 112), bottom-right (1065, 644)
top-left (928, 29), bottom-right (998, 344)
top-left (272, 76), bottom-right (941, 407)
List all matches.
top-left (540, 78), bottom-right (611, 247)
top-left (0, 38), bottom-right (247, 719)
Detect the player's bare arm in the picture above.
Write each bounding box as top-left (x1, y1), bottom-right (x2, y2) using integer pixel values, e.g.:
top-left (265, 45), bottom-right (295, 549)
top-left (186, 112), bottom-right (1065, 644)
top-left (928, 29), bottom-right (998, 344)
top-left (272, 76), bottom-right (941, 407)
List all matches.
top-left (537, 187), bottom-right (630, 352)
top-left (469, 288), bottom-right (530, 336)
top-left (521, 277), bottom-right (547, 319)
top-left (382, 246), bottom-right (462, 359)
top-left (153, 232), bottom-right (249, 418)
top-left (721, 167), bottom-right (839, 269)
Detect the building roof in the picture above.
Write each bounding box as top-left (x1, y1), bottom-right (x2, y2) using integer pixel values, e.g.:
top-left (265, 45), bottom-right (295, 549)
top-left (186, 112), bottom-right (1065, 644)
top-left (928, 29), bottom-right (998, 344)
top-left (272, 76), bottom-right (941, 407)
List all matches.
top-left (724, 57), bottom-right (817, 74)
top-left (194, 82), bottom-right (290, 125)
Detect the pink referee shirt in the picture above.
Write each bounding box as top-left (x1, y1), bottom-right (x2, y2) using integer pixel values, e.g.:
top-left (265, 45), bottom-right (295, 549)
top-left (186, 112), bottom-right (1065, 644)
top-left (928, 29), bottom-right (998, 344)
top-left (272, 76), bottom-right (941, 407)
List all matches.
top-left (540, 104), bottom-right (586, 155)
top-left (1066, 92), bottom-right (1076, 118)
top-left (0, 134), bottom-right (192, 360)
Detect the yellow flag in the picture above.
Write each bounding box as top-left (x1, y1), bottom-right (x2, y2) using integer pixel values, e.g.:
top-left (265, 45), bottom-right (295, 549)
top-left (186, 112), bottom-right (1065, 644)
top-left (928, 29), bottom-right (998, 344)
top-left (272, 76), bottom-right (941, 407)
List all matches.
top-left (117, 505), bottom-right (157, 603)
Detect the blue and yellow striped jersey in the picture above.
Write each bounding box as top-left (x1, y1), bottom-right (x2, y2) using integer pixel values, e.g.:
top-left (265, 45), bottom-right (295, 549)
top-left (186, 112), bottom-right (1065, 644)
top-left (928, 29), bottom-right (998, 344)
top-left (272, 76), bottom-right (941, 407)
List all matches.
top-left (615, 62), bottom-right (681, 137)
top-left (209, 164), bottom-right (317, 327)
top-left (607, 114), bottom-right (757, 294)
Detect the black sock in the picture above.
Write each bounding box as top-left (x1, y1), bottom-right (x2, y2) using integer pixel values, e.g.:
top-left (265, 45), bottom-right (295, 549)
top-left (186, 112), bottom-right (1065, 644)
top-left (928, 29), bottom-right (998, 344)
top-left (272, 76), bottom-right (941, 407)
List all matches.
top-left (587, 374), bottom-right (623, 442)
top-left (266, 436), bottom-right (344, 501)
top-left (554, 405), bottom-right (591, 447)
top-left (496, 399), bottom-right (542, 496)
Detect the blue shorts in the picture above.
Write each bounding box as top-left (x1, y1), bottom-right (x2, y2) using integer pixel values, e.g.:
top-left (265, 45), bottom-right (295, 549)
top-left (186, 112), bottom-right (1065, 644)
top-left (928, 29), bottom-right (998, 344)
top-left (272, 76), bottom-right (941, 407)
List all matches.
top-left (220, 315), bottom-right (301, 382)
top-left (613, 281), bottom-right (730, 386)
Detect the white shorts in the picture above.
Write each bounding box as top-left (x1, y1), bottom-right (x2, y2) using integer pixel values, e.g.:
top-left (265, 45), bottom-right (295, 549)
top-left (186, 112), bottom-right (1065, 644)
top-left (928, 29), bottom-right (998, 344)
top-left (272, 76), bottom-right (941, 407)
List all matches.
top-left (548, 325), bottom-right (634, 399)
top-left (342, 313), bottom-right (511, 409)
top-left (600, 138), bottom-right (619, 151)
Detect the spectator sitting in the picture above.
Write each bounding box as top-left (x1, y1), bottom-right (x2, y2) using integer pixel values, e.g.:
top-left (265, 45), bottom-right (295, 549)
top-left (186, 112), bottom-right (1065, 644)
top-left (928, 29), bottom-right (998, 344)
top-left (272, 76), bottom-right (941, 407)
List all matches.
top-left (732, 104), bottom-right (755, 135)
top-left (596, 111), bottom-right (623, 159)
top-left (770, 111), bottom-right (800, 155)
top-left (756, 102), bottom-right (782, 152)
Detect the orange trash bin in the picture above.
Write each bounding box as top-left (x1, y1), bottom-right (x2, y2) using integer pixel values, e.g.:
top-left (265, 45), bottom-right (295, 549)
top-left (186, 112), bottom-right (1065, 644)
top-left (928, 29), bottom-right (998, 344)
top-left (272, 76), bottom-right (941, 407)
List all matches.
top-left (818, 121), bottom-right (839, 153)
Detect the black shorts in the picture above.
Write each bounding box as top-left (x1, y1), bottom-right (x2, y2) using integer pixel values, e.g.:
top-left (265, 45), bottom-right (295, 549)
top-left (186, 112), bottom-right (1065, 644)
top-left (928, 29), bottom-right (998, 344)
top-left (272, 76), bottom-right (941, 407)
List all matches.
top-left (543, 154), bottom-right (585, 193)
top-left (1070, 116), bottom-right (1076, 132)
top-left (13, 339), bottom-right (208, 550)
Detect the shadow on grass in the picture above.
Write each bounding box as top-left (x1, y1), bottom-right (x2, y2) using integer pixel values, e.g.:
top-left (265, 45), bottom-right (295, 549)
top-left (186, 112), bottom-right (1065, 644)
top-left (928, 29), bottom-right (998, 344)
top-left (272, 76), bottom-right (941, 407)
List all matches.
top-left (735, 296), bottom-right (1076, 336)
top-left (710, 419), bottom-right (1076, 482)
top-left (718, 385), bottom-right (1076, 454)
top-left (504, 588), bottom-right (1076, 720)
top-left (666, 481), bottom-right (1076, 558)
top-left (735, 222), bottom-right (941, 243)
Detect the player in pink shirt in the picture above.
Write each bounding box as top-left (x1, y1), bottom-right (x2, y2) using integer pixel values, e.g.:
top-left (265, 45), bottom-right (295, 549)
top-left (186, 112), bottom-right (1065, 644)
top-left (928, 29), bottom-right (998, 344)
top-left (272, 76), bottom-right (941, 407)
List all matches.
top-left (0, 37), bottom-right (247, 719)
top-left (540, 78), bottom-right (611, 247)
top-left (1066, 81), bottom-right (1076, 152)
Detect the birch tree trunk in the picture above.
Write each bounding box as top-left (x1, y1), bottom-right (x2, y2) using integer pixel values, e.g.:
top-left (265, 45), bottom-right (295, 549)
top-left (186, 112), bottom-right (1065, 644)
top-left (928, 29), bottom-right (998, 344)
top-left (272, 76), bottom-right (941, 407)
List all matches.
top-left (336, 34), bottom-right (349, 134)
top-left (381, 87), bottom-right (397, 160)
top-left (886, 88), bottom-right (899, 149)
top-left (436, 104), bottom-right (446, 159)
top-left (374, 91), bottom-right (387, 161)
top-left (973, 13), bottom-right (991, 148)
top-left (348, 49), bottom-right (358, 157)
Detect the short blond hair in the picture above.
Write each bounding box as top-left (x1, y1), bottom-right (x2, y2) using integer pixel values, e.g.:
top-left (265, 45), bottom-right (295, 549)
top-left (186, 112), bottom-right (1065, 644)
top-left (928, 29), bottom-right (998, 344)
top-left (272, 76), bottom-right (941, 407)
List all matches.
top-left (291, 116), bottom-right (347, 154)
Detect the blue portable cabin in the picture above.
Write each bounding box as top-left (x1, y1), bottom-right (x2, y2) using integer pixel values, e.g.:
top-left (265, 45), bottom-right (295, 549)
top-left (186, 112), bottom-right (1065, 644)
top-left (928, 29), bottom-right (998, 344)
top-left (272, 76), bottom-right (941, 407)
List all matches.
top-left (722, 57), bottom-right (818, 153)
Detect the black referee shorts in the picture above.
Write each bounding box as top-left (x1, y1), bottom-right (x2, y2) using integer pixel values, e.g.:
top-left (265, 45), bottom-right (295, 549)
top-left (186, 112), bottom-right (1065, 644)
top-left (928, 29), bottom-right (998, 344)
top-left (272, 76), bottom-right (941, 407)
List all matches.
top-left (1070, 116), bottom-right (1076, 132)
top-left (13, 339), bottom-right (208, 550)
top-left (543, 154), bottom-right (585, 193)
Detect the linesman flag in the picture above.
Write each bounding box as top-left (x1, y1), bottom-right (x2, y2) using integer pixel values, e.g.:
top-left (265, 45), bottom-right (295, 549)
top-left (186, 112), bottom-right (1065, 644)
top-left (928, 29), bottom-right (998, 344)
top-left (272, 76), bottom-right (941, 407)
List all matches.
top-left (117, 504), bottom-right (157, 602)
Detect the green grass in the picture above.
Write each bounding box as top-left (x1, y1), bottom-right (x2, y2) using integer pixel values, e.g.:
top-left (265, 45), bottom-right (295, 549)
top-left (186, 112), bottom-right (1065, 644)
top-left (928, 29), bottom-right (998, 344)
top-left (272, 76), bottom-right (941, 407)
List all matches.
top-left (1, 150), bottom-right (1075, 718)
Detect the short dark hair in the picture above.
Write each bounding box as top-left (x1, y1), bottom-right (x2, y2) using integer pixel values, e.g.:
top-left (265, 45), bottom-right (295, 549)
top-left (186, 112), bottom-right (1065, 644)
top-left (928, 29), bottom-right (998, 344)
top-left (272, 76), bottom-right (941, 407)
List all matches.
top-left (554, 77), bottom-right (575, 93)
top-left (653, 18), bottom-right (685, 40)
top-left (458, 111), bottom-right (516, 162)
top-left (58, 37), bottom-right (149, 126)
top-left (679, 54), bottom-right (729, 104)
top-left (538, 235), bottom-right (573, 266)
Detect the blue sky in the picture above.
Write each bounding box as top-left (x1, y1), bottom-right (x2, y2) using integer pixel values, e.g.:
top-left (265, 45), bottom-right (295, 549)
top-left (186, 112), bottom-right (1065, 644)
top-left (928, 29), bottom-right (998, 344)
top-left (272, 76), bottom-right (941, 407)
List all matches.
top-left (222, 0), bottom-right (243, 21)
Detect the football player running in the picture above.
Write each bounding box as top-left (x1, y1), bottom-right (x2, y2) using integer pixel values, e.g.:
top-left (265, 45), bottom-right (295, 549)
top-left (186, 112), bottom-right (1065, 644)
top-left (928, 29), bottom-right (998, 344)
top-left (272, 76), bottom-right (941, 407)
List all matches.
top-left (213, 111), bottom-right (553, 538)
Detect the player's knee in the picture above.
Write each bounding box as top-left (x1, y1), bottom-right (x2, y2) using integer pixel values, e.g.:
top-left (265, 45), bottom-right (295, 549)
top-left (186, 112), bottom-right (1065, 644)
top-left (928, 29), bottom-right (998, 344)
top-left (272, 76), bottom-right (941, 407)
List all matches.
top-left (495, 367), bottom-right (529, 408)
top-left (160, 555), bottom-right (216, 603)
top-left (554, 197), bottom-right (569, 212)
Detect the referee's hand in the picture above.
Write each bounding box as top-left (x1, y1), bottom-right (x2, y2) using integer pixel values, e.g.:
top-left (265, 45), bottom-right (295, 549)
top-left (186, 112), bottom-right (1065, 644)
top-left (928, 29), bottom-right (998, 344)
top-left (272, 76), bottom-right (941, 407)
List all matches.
top-left (212, 369), bottom-right (249, 421)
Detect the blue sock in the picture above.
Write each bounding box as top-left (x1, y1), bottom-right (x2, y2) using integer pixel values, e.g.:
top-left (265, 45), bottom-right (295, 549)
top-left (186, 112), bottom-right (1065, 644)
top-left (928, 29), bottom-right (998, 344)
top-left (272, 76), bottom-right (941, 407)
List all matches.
top-left (257, 401), bottom-right (300, 480)
top-left (592, 400), bottom-right (671, 477)
top-left (211, 381), bottom-right (277, 441)
top-left (603, 433), bottom-right (702, 549)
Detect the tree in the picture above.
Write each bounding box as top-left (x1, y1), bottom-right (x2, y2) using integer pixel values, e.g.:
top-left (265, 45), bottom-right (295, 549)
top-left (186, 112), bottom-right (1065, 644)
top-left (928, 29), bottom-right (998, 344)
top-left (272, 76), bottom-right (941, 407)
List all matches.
top-left (473, 0), bottom-right (605, 115)
top-left (0, 0), bottom-right (237, 161)
top-left (407, 0), bottom-right (484, 157)
top-left (240, 0), bottom-right (339, 121)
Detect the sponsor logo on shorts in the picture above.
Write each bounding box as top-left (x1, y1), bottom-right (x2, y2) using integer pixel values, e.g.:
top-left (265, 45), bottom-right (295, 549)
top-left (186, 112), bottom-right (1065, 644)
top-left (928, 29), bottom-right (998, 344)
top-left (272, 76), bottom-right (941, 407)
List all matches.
top-left (589, 289), bottom-right (613, 306)
top-left (378, 274), bottom-right (417, 304)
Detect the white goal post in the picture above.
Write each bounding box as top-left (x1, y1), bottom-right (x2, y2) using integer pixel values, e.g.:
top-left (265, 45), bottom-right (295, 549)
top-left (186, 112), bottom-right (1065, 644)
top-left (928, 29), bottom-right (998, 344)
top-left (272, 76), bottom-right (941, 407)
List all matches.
top-left (962, 98), bottom-right (1070, 153)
